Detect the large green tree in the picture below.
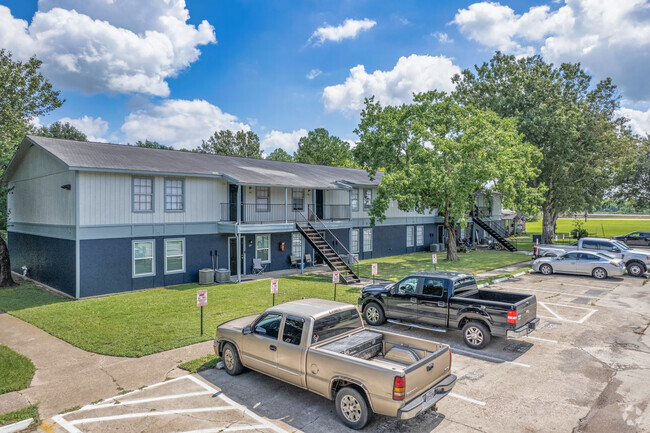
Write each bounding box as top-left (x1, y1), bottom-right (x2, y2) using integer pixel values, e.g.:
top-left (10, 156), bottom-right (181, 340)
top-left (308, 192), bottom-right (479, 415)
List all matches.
top-left (198, 130), bottom-right (262, 158)
top-left (613, 136), bottom-right (650, 210)
top-left (35, 121), bottom-right (87, 141)
top-left (453, 52), bottom-right (626, 243)
top-left (132, 139), bottom-right (174, 150)
top-left (294, 128), bottom-right (352, 166)
top-left (0, 49), bottom-right (64, 286)
top-left (354, 91), bottom-right (544, 261)
top-left (266, 148), bottom-right (293, 161)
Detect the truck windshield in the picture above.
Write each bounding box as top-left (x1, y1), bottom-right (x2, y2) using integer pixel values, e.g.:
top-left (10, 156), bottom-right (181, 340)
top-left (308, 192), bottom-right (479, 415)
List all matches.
top-left (612, 241), bottom-right (629, 250)
top-left (453, 277), bottom-right (478, 294)
top-left (312, 309), bottom-right (362, 343)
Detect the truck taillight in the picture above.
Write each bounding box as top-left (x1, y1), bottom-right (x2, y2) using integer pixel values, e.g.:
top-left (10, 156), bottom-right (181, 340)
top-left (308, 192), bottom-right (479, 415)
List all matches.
top-left (449, 348), bottom-right (452, 367)
top-left (533, 247), bottom-right (537, 256)
top-left (507, 310), bottom-right (518, 324)
top-left (393, 376), bottom-right (405, 400)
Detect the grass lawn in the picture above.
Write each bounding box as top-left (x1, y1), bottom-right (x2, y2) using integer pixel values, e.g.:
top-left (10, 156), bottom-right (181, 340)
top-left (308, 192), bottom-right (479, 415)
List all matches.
top-left (179, 354), bottom-right (221, 373)
top-left (0, 345), bottom-right (35, 394)
top-left (0, 404), bottom-right (39, 428)
top-left (526, 219), bottom-right (650, 237)
top-left (356, 250), bottom-right (531, 282)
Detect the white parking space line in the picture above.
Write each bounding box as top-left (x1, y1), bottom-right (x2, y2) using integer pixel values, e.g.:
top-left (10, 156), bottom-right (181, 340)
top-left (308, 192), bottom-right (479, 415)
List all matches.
top-left (79, 391), bottom-right (213, 411)
top-left (539, 302), bottom-right (565, 321)
top-left (537, 301), bottom-right (598, 324)
top-left (180, 426), bottom-right (273, 433)
top-left (491, 285), bottom-right (602, 299)
top-left (449, 393), bottom-right (486, 406)
top-left (51, 415), bottom-right (82, 433)
top-left (577, 309), bottom-right (598, 324)
top-left (451, 347), bottom-right (531, 368)
top-left (69, 407), bottom-right (236, 425)
top-left (527, 336), bottom-right (558, 344)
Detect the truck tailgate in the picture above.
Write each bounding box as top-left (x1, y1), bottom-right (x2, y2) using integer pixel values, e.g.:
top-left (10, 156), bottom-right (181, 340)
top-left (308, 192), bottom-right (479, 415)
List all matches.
top-left (403, 346), bottom-right (452, 401)
top-left (516, 296), bottom-right (537, 325)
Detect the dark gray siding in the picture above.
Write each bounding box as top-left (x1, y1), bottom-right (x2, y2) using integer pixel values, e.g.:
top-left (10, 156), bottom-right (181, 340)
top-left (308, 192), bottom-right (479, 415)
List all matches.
top-left (356, 223), bottom-right (439, 261)
top-left (8, 231), bottom-right (76, 297)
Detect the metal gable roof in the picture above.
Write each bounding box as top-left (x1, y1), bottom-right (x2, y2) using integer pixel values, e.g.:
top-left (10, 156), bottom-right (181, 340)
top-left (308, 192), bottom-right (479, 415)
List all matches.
top-left (9, 136), bottom-right (381, 189)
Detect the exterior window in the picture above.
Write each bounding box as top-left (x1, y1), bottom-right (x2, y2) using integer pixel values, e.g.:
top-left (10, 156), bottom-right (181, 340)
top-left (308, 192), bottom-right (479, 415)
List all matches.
top-left (350, 229), bottom-right (359, 253)
top-left (416, 225), bottom-right (424, 246)
top-left (164, 179), bottom-right (184, 211)
top-left (351, 189), bottom-right (359, 212)
top-left (291, 232), bottom-right (302, 257)
top-left (363, 189), bottom-right (372, 210)
top-left (254, 313), bottom-right (282, 339)
top-left (256, 187), bottom-right (270, 212)
top-left (422, 278), bottom-right (444, 297)
top-left (406, 226), bottom-right (414, 247)
top-left (282, 317), bottom-right (304, 345)
top-left (292, 189), bottom-right (304, 211)
top-left (363, 228), bottom-right (373, 252)
top-left (133, 240), bottom-right (154, 277)
top-left (165, 239), bottom-right (185, 274)
top-left (256, 234), bottom-right (270, 262)
top-left (133, 177), bottom-right (153, 212)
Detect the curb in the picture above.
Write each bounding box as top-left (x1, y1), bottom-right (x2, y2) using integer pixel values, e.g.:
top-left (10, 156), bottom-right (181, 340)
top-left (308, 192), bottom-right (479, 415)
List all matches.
top-left (0, 418), bottom-right (33, 433)
top-left (477, 269), bottom-right (532, 289)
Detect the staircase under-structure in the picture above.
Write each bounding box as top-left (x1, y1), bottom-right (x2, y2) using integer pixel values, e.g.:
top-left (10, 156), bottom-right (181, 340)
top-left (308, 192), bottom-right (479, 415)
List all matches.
top-left (472, 208), bottom-right (517, 252)
top-left (296, 212), bottom-right (361, 284)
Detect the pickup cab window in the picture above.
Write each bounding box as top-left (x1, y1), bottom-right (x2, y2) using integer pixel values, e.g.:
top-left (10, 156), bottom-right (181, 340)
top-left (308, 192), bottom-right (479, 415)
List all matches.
top-left (611, 241), bottom-right (629, 250)
top-left (254, 313), bottom-right (282, 339)
top-left (453, 277), bottom-right (477, 294)
top-left (313, 309), bottom-right (362, 343)
top-left (282, 316), bottom-right (304, 345)
top-left (422, 278), bottom-right (444, 297)
top-left (396, 277), bottom-right (419, 295)
top-left (581, 240), bottom-right (599, 249)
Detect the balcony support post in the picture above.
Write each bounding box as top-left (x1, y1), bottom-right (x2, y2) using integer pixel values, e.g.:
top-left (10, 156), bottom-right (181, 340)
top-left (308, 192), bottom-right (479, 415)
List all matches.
top-left (285, 187), bottom-right (288, 223)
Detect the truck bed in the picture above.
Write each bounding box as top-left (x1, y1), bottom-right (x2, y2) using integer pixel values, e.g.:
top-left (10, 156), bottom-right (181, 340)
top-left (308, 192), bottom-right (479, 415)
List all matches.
top-left (454, 289), bottom-right (532, 305)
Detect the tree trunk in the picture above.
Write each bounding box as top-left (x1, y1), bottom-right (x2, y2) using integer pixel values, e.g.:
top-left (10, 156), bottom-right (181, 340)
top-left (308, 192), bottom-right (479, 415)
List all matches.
top-left (444, 208), bottom-right (459, 261)
top-left (541, 204), bottom-right (558, 245)
top-left (0, 236), bottom-right (16, 287)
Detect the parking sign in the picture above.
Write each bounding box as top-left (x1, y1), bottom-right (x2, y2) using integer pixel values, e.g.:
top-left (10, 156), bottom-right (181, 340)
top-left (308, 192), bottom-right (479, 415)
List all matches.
top-left (432, 254), bottom-right (437, 264)
top-left (271, 279), bottom-right (278, 294)
top-left (196, 289), bottom-right (207, 307)
top-left (371, 263), bottom-right (377, 275)
top-left (332, 271), bottom-right (340, 284)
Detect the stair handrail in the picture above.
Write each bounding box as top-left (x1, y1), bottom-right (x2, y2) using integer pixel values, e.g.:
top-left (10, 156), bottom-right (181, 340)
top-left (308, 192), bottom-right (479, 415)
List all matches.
top-left (298, 209), bottom-right (358, 272)
top-left (473, 206), bottom-right (508, 238)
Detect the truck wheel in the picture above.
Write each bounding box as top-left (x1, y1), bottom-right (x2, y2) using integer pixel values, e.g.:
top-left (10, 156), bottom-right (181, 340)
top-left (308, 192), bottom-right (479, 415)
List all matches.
top-left (335, 387), bottom-right (371, 430)
top-left (626, 262), bottom-right (646, 278)
top-left (363, 302), bottom-right (385, 326)
top-left (592, 267), bottom-right (607, 280)
top-left (222, 343), bottom-right (244, 376)
top-left (539, 264), bottom-right (553, 275)
top-left (462, 321), bottom-right (491, 350)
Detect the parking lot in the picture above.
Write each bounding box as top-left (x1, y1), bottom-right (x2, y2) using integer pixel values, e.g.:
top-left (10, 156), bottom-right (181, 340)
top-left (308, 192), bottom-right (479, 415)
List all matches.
top-left (43, 272), bottom-right (649, 433)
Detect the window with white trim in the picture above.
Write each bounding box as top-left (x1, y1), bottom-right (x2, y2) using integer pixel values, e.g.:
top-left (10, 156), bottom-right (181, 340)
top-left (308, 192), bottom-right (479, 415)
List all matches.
top-left (291, 232), bottom-right (302, 257)
top-left (406, 226), bottom-right (414, 247)
top-left (351, 189), bottom-right (359, 212)
top-left (363, 228), bottom-right (373, 252)
top-left (133, 240), bottom-right (154, 277)
top-left (363, 189), bottom-right (372, 210)
top-left (133, 177), bottom-right (153, 212)
top-left (165, 239), bottom-right (185, 274)
top-left (164, 179), bottom-right (184, 211)
top-left (256, 234), bottom-right (270, 262)
top-left (416, 225), bottom-right (424, 246)
top-left (256, 187), bottom-right (270, 212)
top-left (292, 189), bottom-right (304, 211)
top-left (350, 229), bottom-right (359, 253)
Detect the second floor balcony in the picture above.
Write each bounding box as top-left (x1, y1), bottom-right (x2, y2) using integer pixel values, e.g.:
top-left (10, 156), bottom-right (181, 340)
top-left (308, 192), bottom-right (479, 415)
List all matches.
top-left (220, 203), bottom-right (350, 224)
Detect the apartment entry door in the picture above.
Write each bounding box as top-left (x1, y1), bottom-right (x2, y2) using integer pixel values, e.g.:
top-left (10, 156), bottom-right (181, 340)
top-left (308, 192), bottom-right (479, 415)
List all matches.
top-left (228, 184), bottom-right (244, 222)
top-left (315, 190), bottom-right (324, 219)
top-left (229, 237), bottom-right (245, 276)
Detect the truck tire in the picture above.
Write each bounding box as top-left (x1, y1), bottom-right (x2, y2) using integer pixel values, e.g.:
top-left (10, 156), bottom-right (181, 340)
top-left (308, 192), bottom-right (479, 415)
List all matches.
top-left (462, 321), bottom-right (491, 350)
top-left (363, 302), bottom-right (385, 326)
top-left (539, 264), bottom-right (553, 275)
top-left (592, 267), bottom-right (608, 280)
top-left (626, 261), bottom-right (646, 278)
top-left (335, 387), bottom-right (372, 430)
top-left (222, 342), bottom-right (244, 376)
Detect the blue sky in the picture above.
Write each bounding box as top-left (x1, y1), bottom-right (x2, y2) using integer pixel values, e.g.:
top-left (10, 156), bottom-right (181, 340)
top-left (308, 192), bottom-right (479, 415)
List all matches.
top-left (1, 0), bottom-right (649, 153)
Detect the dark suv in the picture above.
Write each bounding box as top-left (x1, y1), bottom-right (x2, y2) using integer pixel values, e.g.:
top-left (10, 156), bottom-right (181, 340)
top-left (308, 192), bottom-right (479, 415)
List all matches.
top-left (613, 231), bottom-right (650, 247)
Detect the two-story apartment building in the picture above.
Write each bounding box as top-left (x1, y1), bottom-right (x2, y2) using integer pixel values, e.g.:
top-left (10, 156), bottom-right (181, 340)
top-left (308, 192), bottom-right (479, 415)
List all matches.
top-left (5, 136), bottom-right (453, 298)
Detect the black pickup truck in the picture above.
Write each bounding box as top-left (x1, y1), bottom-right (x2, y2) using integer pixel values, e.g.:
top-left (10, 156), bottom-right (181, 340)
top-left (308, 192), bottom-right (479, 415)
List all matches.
top-left (358, 271), bottom-right (539, 349)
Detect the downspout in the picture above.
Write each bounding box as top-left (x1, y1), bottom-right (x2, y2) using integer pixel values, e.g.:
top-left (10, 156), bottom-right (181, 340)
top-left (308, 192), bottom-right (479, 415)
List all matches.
top-left (75, 170), bottom-right (80, 299)
top-left (236, 184), bottom-right (242, 283)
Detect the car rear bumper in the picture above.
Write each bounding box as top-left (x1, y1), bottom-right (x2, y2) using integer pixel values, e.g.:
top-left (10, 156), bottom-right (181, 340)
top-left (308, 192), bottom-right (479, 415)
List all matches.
top-left (507, 318), bottom-right (540, 338)
top-left (397, 374), bottom-right (457, 420)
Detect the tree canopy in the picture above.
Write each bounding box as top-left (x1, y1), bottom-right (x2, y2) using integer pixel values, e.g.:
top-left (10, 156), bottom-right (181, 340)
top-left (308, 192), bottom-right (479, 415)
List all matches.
top-left (294, 128), bottom-right (352, 166)
top-left (35, 121), bottom-right (87, 141)
top-left (453, 52), bottom-right (626, 243)
top-left (612, 136), bottom-right (650, 210)
top-left (198, 130), bottom-right (262, 158)
top-left (132, 139), bottom-right (174, 150)
top-left (266, 148), bottom-right (293, 161)
top-left (354, 91), bottom-right (544, 261)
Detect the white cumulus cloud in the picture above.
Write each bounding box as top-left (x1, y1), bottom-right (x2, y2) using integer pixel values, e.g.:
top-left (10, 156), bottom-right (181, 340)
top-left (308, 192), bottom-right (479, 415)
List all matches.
top-left (306, 69), bottom-right (323, 79)
top-left (261, 129), bottom-right (308, 154)
top-left (432, 32), bottom-right (453, 44)
top-left (618, 107), bottom-right (650, 137)
top-left (452, 0), bottom-right (650, 102)
top-left (0, 1), bottom-right (215, 96)
top-left (121, 99), bottom-right (249, 149)
top-left (58, 115), bottom-right (109, 142)
top-left (322, 54), bottom-right (461, 112)
top-left (309, 18), bottom-right (376, 45)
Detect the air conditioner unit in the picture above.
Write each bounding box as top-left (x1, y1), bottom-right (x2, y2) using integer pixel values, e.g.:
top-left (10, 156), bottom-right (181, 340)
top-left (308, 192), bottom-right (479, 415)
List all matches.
top-left (348, 253), bottom-right (359, 265)
top-left (199, 269), bottom-right (214, 285)
top-left (430, 244), bottom-right (439, 252)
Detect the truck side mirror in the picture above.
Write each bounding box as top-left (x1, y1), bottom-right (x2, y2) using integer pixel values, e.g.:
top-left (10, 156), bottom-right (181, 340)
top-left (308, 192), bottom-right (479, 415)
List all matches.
top-left (389, 287), bottom-right (396, 296)
top-left (242, 325), bottom-right (252, 335)
top-left (611, 247), bottom-right (620, 253)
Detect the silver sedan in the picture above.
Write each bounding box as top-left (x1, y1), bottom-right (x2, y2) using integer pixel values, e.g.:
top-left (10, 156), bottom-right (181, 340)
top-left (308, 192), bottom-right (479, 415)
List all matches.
top-left (533, 251), bottom-right (626, 279)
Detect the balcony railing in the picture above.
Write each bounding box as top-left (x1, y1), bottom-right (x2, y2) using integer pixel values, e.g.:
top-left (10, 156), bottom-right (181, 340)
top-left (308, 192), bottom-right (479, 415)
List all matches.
top-left (220, 203), bottom-right (350, 224)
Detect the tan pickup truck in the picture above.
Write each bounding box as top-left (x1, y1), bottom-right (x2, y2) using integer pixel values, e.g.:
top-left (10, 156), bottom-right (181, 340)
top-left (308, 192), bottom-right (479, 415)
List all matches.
top-left (214, 298), bottom-right (456, 429)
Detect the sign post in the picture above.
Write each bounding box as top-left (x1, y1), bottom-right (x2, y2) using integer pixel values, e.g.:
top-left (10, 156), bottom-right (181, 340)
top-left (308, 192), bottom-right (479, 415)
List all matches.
top-left (271, 279), bottom-right (278, 306)
top-left (432, 254), bottom-right (437, 271)
top-left (371, 263), bottom-right (377, 284)
top-left (197, 289), bottom-right (207, 335)
top-left (332, 271), bottom-right (340, 301)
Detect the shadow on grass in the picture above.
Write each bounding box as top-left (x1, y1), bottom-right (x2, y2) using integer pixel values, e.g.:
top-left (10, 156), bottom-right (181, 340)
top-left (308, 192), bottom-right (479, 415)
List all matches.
top-left (0, 281), bottom-right (70, 313)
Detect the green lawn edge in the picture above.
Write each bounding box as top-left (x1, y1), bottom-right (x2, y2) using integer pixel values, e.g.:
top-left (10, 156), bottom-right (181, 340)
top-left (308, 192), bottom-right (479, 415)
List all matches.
top-left (0, 404), bottom-right (39, 428)
top-left (178, 355), bottom-right (221, 373)
top-left (0, 345), bottom-right (35, 394)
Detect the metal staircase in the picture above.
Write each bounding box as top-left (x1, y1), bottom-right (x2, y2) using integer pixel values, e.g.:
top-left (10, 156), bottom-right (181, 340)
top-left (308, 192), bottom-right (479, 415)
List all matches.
top-left (296, 211), bottom-right (361, 284)
top-left (472, 207), bottom-right (517, 252)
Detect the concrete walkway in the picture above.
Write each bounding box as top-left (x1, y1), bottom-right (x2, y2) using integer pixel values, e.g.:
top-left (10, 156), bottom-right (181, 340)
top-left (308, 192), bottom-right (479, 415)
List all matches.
top-left (474, 260), bottom-right (532, 279)
top-left (0, 312), bottom-right (213, 420)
